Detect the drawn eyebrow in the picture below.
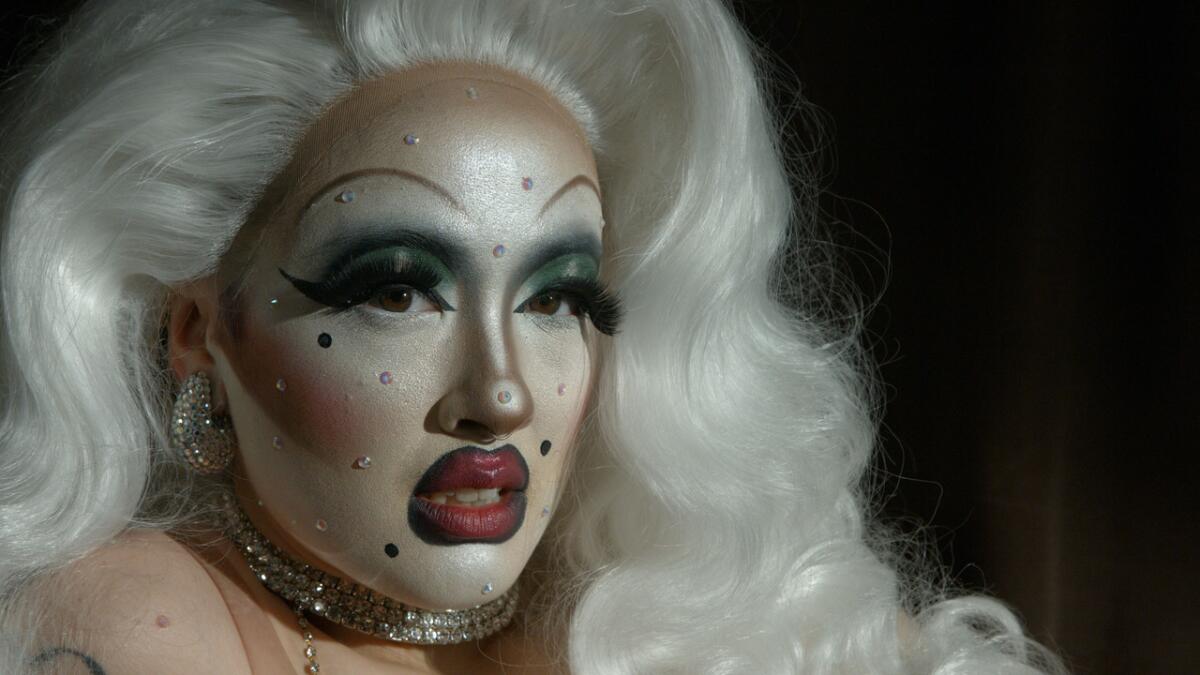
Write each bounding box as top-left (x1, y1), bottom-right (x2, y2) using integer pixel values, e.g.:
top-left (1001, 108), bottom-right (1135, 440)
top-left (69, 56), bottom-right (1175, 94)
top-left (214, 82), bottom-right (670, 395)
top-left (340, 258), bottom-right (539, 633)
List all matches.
top-left (538, 174), bottom-right (602, 218)
top-left (306, 168), bottom-right (465, 214)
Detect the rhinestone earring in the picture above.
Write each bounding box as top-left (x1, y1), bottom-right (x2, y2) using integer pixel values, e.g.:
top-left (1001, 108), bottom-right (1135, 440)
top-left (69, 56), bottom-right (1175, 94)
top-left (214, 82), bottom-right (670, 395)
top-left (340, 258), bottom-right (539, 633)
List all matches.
top-left (170, 371), bottom-right (236, 473)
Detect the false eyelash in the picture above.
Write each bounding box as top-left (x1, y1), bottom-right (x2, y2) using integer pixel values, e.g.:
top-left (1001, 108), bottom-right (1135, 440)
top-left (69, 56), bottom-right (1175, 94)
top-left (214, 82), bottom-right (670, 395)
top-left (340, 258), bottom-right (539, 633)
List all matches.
top-left (279, 256), bottom-right (452, 311)
top-left (523, 276), bottom-right (624, 336)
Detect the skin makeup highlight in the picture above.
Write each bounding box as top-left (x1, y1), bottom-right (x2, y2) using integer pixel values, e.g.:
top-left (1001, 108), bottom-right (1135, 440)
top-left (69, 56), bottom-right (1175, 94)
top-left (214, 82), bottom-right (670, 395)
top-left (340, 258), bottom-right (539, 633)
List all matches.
top-left (207, 63), bottom-right (615, 612)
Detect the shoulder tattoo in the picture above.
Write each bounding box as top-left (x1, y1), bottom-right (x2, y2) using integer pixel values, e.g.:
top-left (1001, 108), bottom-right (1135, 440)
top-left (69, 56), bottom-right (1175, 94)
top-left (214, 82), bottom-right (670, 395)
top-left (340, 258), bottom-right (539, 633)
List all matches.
top-left (30, 647), bottom-right (107, 675)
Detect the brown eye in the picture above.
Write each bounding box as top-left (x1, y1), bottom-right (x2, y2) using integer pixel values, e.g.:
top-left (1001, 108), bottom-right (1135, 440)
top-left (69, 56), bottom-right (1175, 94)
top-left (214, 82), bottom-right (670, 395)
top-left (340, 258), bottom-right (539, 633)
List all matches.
top-left (375, 287), bottom-right (414, 312)
top-left (528, 292), bottom-right (578, 316)
top-left (528, 292), bottom-right (561, 315)
top-left (370, 286), bottom-right (439, 313)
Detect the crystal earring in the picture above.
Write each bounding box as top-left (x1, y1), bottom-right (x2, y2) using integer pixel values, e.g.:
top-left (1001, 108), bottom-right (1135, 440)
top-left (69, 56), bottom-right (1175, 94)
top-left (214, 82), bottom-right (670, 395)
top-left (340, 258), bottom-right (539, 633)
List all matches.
top-left (170, 371), bottom-right (236, 473)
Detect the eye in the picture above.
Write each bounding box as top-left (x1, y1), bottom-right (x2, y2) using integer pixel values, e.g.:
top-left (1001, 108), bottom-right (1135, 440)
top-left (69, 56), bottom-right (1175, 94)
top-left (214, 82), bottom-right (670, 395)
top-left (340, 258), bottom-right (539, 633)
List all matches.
top-left (526, 291), bottom-right (577, 316)
top-left (371, 286), bottom-right (439, 313)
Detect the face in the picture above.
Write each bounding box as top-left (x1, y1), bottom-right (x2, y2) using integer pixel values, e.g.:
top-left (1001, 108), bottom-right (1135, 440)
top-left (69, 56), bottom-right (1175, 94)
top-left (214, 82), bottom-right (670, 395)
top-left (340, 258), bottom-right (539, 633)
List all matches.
top-left (206, 64), bottom-right (612, 609)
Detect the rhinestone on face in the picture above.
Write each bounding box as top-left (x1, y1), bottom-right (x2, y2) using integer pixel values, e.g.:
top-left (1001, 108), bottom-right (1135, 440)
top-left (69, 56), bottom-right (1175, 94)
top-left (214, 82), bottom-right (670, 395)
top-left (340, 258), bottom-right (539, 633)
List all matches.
top-left (404, 134), bottom-right (418, 145)
top-left (352, 456), bottom-right (372, 470)
top-left (335, 190), bottom-right (355, 204)
top-left (379, 371), bottom-right (393, 385)
top-left (542, 506), bottom-right (551, 517)
top-left (466, 86), bottom-right (479, 99)
top-left (275, 378), bottom-right (287, 392)
top-left (482, 583), bottom-right (493, 595)
top-left (315, 519), bottom-right (328, 532)
top-left (269, 297), bottom-right (279, 307)
top-left (492, 244), bottom-right (507, 257)
top-left (557, 383), bottom-right (567, 396)
top-left (521, 177), bottom-right (534, 191)
top-left (272, 436), bottom-right (284, 450)
top-left (497, 391), bottom-right (512, 404)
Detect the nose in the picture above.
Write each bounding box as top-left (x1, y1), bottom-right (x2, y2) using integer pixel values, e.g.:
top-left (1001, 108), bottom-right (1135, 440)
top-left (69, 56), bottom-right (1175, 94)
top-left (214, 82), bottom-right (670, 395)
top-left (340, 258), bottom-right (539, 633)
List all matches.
top-left (431, 327), bottom-right (533, 444)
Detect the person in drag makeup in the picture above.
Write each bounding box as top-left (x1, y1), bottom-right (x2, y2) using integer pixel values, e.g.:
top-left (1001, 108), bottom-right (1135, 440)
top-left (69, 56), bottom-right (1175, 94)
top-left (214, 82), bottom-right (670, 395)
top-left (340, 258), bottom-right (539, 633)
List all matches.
top-left (0, 1), bottom-right (1065, 674)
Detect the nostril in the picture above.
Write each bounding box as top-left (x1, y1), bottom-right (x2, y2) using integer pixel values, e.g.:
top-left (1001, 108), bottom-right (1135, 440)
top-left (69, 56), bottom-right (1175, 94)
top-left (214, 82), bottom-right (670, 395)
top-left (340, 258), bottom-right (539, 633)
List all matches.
top-left (453, 419), bottom-right (493, 441)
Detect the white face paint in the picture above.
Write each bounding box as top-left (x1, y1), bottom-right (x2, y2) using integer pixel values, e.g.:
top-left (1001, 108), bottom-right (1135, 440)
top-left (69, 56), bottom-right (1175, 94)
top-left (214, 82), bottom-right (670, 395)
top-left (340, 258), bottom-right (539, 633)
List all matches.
top-left (209, 64), bottom-right (612, 609)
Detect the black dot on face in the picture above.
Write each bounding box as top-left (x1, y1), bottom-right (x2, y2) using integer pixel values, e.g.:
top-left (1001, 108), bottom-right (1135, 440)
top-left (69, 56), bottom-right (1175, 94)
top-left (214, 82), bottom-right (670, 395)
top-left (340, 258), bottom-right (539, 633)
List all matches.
top-left (539, 440), bottom-right (552, 456)
top-left (318, 333), bottom-right (332, 348)
top-left (384, 543), bottom-right (399, 558)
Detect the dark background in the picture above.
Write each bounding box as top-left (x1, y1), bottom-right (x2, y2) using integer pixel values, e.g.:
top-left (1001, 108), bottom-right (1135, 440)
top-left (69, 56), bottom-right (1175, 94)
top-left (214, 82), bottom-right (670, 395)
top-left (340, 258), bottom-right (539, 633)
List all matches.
top-left (734, 2), bottom-right (1198, 674)
top-left (2, 3), bottom-right (1196, 674)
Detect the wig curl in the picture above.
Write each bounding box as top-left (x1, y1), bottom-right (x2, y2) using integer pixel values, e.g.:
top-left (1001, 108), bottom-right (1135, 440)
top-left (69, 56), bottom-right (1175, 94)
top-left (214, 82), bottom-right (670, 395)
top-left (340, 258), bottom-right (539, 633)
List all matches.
top-left (0, 1), bottom-right (1066, 673)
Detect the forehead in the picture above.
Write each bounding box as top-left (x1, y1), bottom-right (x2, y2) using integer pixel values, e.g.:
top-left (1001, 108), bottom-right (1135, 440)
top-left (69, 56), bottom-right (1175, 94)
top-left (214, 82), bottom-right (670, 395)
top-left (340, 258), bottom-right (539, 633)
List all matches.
top-left (262, 63), bottom-right (601, 259)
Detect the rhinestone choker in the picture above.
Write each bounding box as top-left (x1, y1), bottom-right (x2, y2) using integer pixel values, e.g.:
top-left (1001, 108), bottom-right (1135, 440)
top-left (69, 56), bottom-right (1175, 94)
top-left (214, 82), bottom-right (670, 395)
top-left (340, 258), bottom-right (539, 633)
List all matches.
top-left (223, 503), bottom-right (519, 646)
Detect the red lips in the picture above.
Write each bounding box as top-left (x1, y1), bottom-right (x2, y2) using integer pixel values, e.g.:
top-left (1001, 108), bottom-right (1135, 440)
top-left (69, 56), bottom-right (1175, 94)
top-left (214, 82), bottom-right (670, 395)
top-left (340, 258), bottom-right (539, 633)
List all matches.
top-left (407, 444), bottom-right (529, 545)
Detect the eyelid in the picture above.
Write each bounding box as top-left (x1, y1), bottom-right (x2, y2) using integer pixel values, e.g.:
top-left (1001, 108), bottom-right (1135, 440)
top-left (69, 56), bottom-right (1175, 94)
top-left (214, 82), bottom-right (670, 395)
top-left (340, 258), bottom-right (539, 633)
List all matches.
top-left (280, 253), bottom-right (456, 311)
top-left (364, 284), bottom-right (444, 314)
top-left (513, 276), bottom-right (592, 312)
top-left (514, 275), bottom-right (624, 336)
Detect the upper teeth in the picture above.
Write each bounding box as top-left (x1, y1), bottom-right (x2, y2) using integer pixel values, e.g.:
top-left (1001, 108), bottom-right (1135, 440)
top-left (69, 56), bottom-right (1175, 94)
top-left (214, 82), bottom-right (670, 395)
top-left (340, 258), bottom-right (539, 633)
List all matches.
top-left (427, 488), bottom-right (501, 506)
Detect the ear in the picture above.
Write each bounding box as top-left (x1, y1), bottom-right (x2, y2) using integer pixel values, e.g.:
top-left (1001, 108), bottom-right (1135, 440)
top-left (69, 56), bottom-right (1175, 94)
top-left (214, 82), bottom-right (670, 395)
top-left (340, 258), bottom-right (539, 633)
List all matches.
top-left (166, 276), bottom-right (221, 385)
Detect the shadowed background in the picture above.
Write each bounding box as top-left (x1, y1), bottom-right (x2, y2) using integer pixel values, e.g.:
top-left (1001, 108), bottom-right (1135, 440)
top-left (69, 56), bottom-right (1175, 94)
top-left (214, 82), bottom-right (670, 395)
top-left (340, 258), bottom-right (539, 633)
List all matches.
top-left (2, 2), bottom-right (1197, 673)
top-left (733, 2), bottom-right (1197, 673)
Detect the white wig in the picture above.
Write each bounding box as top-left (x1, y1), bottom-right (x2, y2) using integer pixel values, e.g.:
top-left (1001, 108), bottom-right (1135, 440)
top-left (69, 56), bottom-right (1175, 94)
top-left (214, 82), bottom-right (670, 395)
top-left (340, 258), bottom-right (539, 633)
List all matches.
top-left (0, 1), bottom-right (1065, 672)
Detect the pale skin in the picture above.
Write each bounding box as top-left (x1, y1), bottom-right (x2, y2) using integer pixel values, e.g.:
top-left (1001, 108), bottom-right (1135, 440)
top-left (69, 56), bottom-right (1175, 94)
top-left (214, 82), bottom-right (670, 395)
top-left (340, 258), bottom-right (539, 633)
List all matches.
top-left (33, 63), bottom-right (602, 674)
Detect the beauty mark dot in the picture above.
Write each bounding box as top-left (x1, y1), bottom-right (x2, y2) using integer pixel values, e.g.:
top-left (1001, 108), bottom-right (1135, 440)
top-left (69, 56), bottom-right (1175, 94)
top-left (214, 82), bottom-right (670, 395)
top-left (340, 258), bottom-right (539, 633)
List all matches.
top-left (334, 190), bottom-right (355, 204)
top-left (557, 383), bottom-right (567, 396)
top-left (318, 333), bottom-right (332, 348)
top-left (275, 378), bottom-right (287, 392)
top-left (315, 519), bottom-right (328, 532)
top-left (404, 133), bottom-right (419, 145)
top-left (542, 506), bottom-right (551, 517)
top-left (482, 583), bottom-right (494, 595)
top-left (540, 440), bottom-right (552, 456)
top-left (379, 371), bottom-right (393, 385)
top-left (155, 614), bottom-right (171, 628)
top-left (272, 436), bottom-right (284, 450)
top-left (521, 177), bottom-right (534, 191)
top-left (492, 244), bottom-right (507, 257)
top-left (497, 390), bottom-right (512, 404)
top-left (384, 543), bottom-right (399, 558)
top-left (352, 456), bottom-right (372, 470)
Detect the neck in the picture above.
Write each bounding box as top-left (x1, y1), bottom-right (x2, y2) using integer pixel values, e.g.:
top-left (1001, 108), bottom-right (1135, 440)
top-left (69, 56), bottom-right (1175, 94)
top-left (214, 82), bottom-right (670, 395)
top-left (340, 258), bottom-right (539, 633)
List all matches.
top-left (219, 493), bottom-right (520, 646)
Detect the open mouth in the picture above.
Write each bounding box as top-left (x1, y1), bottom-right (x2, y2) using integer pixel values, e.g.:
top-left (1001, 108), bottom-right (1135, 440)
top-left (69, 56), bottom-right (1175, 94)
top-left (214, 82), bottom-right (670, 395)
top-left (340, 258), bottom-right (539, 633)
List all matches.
top-left (407, 444), bottom-right (529, 545)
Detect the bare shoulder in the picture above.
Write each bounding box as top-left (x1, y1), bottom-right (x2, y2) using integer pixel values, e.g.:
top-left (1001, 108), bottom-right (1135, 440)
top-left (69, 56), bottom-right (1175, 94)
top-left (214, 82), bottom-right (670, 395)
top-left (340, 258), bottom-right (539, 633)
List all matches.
top-left (28, 529), bottom-right (251, 675)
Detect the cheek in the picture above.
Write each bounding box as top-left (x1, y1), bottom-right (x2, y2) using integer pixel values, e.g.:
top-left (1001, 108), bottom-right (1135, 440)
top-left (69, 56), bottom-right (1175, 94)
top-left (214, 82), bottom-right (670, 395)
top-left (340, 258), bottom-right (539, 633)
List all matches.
top-left (223, 313), bottom-right (442, 463)
top-left (518, 323), bottom-right (593, 443)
